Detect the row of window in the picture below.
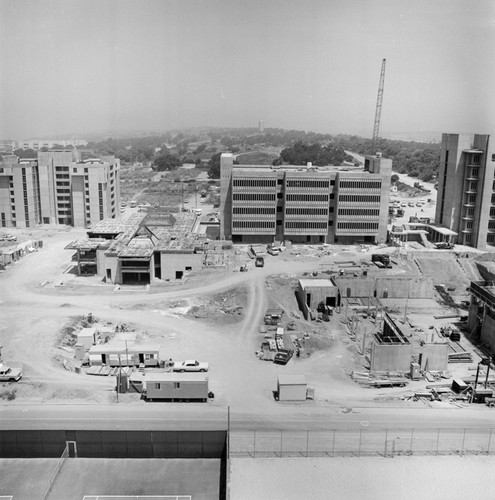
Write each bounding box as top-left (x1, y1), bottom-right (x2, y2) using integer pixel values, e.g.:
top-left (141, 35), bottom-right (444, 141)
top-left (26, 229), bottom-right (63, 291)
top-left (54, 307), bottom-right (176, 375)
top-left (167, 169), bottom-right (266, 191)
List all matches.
top-left (286, 194), bottom-right (328, 202)
top-left (285, 221), bottom-right (327, 229)
top-left (286, 180), bottom-right (330, 189)
top-left (339, 180), bottom-right (381, 190)
top-left (233, 193), bottom-right (276, 201)
top-left (286, 208), bottom-right (328, 216)
top-left (338, 208), bottom-right (380, 216)
top-left (233, 207), bottom-right (276, 215)
top-left (337, 222), bottom-right (379, 230)
top-left (339, 194), bottom-right (381, 203)
top-left (232, 221), bottom-right (276, 229)
top-left (233, 179), bottom-right (276, 187)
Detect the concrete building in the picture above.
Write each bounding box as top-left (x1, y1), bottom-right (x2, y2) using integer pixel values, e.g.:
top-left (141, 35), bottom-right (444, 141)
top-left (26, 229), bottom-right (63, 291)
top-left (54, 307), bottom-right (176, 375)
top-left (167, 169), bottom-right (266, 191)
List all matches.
top-left (0, 156), bottom-right (42, 228)
top-left (67, 211), bottom-right (209, 285)
top-left (220, 152), bottom-right (392, 244)
top-left (467, 280), bottom-right (495, 352)
top-left (11, 139), bottom-right (88, 150)
top-left (0, 151), bottom-right (120, 228)
top-left (435, 133), bottom-right (495, 249)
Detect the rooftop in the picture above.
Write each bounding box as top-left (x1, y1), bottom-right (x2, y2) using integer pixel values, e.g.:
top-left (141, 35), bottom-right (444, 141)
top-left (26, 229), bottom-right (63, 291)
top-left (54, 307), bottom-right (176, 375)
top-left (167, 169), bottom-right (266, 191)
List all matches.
top-left (299, 278), bottom-right (335, 289)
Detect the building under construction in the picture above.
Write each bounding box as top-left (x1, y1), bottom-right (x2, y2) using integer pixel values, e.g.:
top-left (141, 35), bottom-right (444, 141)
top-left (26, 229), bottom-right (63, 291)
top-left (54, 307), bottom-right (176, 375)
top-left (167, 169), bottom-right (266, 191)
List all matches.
top-left (66, 211), bottom-right (216, 284)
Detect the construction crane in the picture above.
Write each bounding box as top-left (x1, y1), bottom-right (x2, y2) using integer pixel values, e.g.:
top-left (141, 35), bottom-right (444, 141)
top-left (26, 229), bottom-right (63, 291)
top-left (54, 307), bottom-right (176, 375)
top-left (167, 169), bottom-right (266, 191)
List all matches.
top-left (371, 58), bottom-right (386, 154)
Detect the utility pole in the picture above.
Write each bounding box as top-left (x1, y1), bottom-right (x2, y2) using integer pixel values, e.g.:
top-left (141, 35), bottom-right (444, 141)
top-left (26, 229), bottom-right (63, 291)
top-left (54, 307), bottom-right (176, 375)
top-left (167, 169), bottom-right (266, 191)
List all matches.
top-left (371, 58), bottom-right (386, 154)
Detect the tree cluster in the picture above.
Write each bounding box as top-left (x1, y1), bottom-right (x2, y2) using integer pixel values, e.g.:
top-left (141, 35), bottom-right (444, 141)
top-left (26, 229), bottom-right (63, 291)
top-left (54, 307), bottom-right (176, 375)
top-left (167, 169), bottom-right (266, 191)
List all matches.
top-left (277, 141), bottom-right (347, 166)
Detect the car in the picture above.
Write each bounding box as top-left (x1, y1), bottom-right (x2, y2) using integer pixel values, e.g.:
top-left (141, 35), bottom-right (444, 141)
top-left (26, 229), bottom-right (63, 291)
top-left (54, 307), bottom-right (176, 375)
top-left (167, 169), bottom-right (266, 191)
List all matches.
top-left (416, 202), bottom-right (422, 207)
top-left (401, 203), bottom-right (407, 207)
top-left (172, 360), bottom-right (209, 372)
top-left (435, 242), bottom-right (454, 250)
top-left (0, 364), bottom-right (22, 382)
top-left (273, 349), bottom-right (294, 365)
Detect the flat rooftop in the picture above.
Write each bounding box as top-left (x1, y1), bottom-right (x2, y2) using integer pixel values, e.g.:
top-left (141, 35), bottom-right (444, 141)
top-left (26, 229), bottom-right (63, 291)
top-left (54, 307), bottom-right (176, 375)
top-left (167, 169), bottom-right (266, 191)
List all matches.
top-left (299, 278), bottom-right (335, 288)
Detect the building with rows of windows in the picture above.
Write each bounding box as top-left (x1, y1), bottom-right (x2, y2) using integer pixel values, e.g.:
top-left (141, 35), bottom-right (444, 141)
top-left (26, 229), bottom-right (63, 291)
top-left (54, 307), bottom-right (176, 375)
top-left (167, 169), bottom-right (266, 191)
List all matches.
top-left (220, 152), bottom-right (392, 244)
top-left (435, 133), bottom-right (495, 249)
top-left (0, 150), bottom-right (120, 228)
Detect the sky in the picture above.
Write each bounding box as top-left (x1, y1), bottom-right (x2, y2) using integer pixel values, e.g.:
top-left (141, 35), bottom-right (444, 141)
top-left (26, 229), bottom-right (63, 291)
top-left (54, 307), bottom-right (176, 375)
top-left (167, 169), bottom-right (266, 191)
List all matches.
top-left (0, 0), bottom-right (494, 140)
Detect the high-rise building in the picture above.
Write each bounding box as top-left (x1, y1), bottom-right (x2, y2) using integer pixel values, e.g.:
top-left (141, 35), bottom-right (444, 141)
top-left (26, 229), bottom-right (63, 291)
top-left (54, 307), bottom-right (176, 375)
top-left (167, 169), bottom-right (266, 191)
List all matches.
top-left (220, 153), bottom-right (391, 244)
top-left (435, 133), bottom-right (495, 249)
top-left (0, 151), bottom-right (120, 228)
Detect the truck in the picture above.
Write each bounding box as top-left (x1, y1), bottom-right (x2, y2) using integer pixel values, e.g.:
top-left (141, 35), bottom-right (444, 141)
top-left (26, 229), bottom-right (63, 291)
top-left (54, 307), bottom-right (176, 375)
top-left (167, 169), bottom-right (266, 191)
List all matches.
top-left (255, 256), bottom-right (265, 267)
top-left (172, 360), bottom-right (209, 372)
top-left (273, 349), bottom-right (294, 365)
top-left (0, 364), bottom-right (22, 382)
top-left (371, 254), bottom-right (392, 268)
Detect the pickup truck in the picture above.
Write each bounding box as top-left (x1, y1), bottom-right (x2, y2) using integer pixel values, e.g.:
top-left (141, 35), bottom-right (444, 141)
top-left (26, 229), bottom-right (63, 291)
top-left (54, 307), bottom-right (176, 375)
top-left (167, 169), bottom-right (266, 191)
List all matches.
top-left (273, 349), bottom-right (293, 365)
top-left (0, 364), bottom-right (22, 382)
top-left (172, 360), bottom-right (209, 372)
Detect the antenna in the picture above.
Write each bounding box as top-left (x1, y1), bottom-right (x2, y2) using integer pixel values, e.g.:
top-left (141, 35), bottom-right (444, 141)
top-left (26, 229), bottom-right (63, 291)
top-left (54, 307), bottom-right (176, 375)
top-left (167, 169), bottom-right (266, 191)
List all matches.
top-left (372, 58), bottom-right (386, 154)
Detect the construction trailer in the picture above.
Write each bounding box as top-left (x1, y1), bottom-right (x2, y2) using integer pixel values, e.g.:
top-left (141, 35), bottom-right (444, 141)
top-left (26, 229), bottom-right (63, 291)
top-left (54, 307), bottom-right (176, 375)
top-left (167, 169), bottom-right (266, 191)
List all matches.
top-left (296, 279), bottom-right (340, 320)
top-left (131, 372), bottom-right (209, 402)
top-left (277, 375), bottom-right (307, 401)
top-left (87, 342), bottom-right (160, 367)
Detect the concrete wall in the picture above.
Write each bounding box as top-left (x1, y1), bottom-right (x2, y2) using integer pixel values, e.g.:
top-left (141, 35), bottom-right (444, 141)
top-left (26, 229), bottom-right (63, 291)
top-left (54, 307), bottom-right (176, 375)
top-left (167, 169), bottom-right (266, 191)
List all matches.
top-left (480, 311), bottom-right (495, 352)
top-left (160, 252), bottom-right (204, 280)
top-left (335, 276), bottom-right (433, 299)
top-left (420, 343), bottom-right (449, 371)
top-left (370, 342), bottom-right (413, 372)
top-left (0, 429), bottom-right (227, 459)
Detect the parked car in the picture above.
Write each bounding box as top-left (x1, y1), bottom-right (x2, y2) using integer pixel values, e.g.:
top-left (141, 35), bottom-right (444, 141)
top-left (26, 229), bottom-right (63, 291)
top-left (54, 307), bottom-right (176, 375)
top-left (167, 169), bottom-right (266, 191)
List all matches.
top-left (172, 360), bottom-right (209, 372)
top-left (435, 242), bottom-right (454, 250)
top-left (0, 364), bottom-right (22, 382)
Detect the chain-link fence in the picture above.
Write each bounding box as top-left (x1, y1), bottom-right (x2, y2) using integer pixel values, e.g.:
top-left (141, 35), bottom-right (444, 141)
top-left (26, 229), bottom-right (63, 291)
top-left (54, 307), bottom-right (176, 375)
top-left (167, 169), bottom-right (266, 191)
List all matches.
top-left (230, 428), bottom-right (495, 458)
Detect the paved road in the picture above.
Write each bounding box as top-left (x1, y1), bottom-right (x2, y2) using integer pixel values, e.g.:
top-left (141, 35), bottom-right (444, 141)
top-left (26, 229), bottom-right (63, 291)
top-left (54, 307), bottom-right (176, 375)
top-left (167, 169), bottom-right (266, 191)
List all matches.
top-left (1, 403), bottom-right (494, 432)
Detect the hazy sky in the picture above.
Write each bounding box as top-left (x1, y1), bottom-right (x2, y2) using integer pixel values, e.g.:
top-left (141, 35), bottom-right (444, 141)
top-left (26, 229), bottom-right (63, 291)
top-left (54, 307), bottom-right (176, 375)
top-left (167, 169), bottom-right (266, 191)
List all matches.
top-left (1, 0), bottom-right (494, 139)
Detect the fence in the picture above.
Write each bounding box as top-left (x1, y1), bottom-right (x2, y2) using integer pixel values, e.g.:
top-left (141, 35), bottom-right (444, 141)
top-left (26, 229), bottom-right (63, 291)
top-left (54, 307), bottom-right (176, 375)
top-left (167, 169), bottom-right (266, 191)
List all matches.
top-left (230, 428), bottom-right (495, 458)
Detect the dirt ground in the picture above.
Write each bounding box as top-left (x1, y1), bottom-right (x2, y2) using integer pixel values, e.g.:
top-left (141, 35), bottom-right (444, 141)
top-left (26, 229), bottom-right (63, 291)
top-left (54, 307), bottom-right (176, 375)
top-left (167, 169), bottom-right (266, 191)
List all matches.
top-left (0, 170), bottom-right (493, 416)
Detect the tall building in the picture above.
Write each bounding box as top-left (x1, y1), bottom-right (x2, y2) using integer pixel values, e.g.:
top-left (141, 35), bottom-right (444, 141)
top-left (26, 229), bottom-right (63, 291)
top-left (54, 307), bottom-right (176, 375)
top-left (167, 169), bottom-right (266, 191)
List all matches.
top-left (220, 153), bottom-right (391, 244)
top-left (0, 151), bottom-right (120, 228)
top-left (435, 133), bottom-right (495, 249)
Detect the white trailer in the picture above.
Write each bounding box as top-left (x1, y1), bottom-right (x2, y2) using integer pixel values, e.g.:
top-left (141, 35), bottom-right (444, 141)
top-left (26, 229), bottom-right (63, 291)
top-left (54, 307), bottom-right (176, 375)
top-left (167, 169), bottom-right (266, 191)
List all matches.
top-left (136, 372), bottom-right (209, 402)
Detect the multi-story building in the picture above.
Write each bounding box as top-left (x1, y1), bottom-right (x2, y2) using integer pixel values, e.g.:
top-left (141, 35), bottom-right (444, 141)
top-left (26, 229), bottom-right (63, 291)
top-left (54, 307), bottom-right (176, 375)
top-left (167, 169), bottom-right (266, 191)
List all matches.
top-left (220, 153), bottom-right (391, 244)
top-left (435, 133), bottom-right (495, 249)
top-left (0, 156), bottom-right (42, 229)
top-left (11, 139), bottom-right (88, 151)
top-left (0, 151), bottom-right (120, 228)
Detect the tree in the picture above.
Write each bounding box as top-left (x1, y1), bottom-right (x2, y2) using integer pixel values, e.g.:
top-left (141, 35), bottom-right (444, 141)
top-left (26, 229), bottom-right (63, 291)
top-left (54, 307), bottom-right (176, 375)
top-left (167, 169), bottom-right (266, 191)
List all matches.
top-left (153, 152), bottom-right (182, 171)
top-left (207, 152), bottom-right (222, 178)
top-left (391, 174), bottom-right (399, 184)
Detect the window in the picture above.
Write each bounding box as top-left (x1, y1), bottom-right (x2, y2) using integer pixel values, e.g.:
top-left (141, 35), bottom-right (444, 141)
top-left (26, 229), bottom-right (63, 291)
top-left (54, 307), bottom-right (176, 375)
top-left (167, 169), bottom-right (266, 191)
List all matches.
top-left (145, 353), bottom-right (154, 360)
top-left (73, 168), bottom-right (77, 173)
top-left (174, 382), bottom-right (181, 389)
top-left (154, 383), bottom-right (161, 390)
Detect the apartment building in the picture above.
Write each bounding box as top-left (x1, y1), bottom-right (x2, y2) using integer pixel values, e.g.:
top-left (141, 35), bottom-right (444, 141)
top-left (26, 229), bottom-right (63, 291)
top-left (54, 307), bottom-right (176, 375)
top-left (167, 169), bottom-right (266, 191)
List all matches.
top-left (0, 151), bottom-right (120, 228)
top-left (0, 156), bottom-right (41, 229)
top-left (220, 153), bottom-right (391, 244)
top-left (435, 133), bottom-right (495, 249)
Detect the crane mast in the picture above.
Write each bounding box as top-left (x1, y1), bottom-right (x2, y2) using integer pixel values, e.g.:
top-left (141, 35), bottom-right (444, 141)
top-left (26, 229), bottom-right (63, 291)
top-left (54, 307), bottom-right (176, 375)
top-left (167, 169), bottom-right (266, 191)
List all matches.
top-left (372, 58), bottom-right (386, 154)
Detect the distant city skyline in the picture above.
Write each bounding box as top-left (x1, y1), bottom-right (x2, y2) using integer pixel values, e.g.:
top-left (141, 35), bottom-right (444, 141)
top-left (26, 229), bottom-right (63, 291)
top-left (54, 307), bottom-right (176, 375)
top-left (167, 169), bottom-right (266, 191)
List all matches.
top-left (1, 0), bottom-right (494, 140)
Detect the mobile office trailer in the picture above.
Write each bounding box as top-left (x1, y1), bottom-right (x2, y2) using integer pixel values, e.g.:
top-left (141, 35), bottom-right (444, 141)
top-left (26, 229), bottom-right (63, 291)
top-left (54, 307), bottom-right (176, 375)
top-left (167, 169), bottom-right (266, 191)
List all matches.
top-left (88, 343), bottom-right (160, 367)
top-left (138, 373), bottom-right (209, 402)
